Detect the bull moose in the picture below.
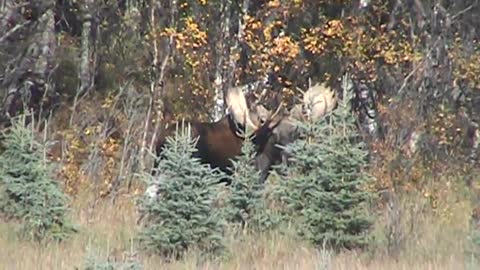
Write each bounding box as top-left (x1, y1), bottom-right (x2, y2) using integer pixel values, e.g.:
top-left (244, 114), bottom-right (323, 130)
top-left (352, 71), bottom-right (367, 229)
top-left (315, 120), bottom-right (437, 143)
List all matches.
top-left (254, 83), bottom-right (338, 182)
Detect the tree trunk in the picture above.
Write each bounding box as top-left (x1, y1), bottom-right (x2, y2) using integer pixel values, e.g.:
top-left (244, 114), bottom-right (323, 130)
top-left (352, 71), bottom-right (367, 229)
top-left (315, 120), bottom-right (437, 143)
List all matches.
top-left (357, 83), bottom-right (379, 139)
top-left (227, 0), bottom-right (249, 90)
top-left (78, 0), bottom-right (96, 97)
top-left (69, 0), bottom-right (97, 126)
top-left (139, 0), bottom-right (176, 172)
top-left (212, 0), bottom-right (228, 121)
top-left (1, 1), bottom-right (56, 123)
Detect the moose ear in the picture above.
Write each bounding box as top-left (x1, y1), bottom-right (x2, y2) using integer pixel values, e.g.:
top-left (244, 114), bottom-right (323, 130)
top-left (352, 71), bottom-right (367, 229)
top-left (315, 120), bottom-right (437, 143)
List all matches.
top-left (225, 85), bottom-right (258, 130)
top-left (303, 83), bottom-right (337, 121)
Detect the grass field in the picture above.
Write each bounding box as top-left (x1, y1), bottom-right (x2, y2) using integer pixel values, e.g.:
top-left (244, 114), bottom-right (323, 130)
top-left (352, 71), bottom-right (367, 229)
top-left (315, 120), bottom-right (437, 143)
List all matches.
top-left (0, 186), bottom-right (477, 270)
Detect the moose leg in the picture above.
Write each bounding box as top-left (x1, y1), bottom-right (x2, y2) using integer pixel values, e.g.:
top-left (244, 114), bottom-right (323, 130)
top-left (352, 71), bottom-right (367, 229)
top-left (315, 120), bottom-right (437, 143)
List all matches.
top-left (255, 153), bottom-right (273, 183)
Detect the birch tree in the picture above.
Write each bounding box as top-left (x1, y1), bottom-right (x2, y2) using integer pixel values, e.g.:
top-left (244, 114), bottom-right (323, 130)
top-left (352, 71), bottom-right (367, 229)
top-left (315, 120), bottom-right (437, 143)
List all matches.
top-left (78, 0), bottom-right (97, 97)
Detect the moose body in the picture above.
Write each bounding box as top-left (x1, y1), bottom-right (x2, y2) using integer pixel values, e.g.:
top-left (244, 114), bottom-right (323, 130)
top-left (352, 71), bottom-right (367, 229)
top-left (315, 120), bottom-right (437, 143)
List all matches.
top-left (153, 115), bottom-right (251, 179)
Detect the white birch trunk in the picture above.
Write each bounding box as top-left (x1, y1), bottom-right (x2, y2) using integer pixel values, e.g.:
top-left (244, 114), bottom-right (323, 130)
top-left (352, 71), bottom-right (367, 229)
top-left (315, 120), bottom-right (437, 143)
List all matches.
top-left (212, 1), bottom-right (226, 121)
top-left (69, 0), bottom-right (96, 125)
top-left (139, 0), bottom-right (158, 169)
top-left (470, 123), bottom-right (479, 164)
top-left (227, 0), bottom-right (249, 89)
top-left (141, 0), bottom-right (176, 173)
top-left (79, 0), bottom-right (95, 96)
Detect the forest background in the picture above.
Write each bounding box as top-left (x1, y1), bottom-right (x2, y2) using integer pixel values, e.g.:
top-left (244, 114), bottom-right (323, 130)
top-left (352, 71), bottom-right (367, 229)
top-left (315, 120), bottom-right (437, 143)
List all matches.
top-left (0, 0), bottom-right (480, 269)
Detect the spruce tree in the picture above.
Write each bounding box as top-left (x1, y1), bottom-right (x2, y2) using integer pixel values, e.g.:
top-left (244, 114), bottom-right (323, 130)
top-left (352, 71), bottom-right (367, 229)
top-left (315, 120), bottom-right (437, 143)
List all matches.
top-left (137, 121), bottom-right (226, 258)
top-left (276, 78), bottom-right (374, 249)
top-left (225, 137), bottom-right (279, 232)
top-left (0, 116), bottom-right (76, 242)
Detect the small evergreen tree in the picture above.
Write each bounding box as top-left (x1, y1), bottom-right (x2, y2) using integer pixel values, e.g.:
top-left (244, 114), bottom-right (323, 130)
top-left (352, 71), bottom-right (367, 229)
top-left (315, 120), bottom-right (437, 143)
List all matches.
top-left (137, 121), bottom-right (226, 258)
top-left (0, 116), bottom-right (76, 242)
top-left (225, 137), bottom-right (279, 232)
top-left (275, 77), bottom-right (374, 249)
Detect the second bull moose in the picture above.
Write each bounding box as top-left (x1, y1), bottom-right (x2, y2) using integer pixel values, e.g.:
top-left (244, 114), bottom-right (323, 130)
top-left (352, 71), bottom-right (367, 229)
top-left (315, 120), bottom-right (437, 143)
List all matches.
top-left (146, 82), bottom-right (337, 199)
top-left (254, 82), bottom-right (338, 182)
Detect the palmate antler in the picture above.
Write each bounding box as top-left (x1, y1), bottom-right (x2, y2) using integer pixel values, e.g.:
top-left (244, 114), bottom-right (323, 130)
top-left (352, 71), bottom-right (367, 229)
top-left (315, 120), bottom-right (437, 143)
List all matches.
top-left (302, 82), bottom-right (337, 121)
top-left (225, 84), bottom-right (284, 135)
top-left (225, 85), bottom-right (259, 131)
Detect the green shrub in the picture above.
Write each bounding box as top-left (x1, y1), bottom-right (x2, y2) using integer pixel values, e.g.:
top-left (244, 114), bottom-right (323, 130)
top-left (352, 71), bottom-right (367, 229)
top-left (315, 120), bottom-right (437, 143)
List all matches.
top-left (225, 138), bottom-right (280, 232)
top-left (275, 79), bottom-right (374, 249)
top-left (136, 121), bottom-right (226, 258)
top-left (0, 115), bottom-right (77, 242)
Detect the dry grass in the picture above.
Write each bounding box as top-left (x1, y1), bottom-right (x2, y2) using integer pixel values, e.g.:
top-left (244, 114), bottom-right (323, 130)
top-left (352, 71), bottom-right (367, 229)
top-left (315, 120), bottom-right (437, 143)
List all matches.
top-left (0, 188), bottom-right (476, 270)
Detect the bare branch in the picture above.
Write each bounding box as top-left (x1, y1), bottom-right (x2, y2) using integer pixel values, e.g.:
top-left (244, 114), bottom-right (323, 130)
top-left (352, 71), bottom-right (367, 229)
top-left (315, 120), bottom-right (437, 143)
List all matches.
top-left (397, 38), bottom-right (440, 95)
top-left (450, 2), bottom-right (477, 20)
top-left (0, 20), bottom-right (29, 43)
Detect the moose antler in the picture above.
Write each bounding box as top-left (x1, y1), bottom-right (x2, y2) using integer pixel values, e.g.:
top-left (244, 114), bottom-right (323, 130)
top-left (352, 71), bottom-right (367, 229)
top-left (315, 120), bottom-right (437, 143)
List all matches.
top-left (303, 82), bottom-right (337, 121)
top-left (269, 101), bottom-right (284, 121)
top-left (225, 85), bottom-right (259, 130)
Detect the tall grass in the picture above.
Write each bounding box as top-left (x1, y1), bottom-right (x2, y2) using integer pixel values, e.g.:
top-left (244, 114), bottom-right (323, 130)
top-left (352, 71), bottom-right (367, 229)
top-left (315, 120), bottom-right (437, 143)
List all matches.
top-left (0, 183), bottom-right (475, 270)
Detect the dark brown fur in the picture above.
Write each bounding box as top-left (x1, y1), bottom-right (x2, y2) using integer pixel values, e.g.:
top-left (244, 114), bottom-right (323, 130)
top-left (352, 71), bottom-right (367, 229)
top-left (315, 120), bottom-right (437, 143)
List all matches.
top-left (153, 115), bottom-right (275, 184)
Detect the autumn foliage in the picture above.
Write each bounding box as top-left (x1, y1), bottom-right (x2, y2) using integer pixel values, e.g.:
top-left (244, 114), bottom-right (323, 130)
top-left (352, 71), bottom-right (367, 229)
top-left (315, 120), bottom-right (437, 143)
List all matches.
top-left (0, 0), bottom-right (478, 214)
